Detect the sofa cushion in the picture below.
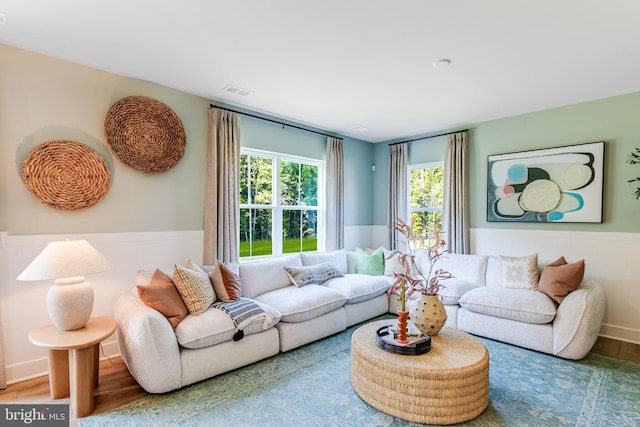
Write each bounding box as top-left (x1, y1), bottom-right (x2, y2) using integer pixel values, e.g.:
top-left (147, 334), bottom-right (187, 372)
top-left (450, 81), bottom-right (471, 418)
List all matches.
top-left (136, 269), bottom-right (188, 329)
top-left (538, 257), bottom-right (585, 303)
top-left (346, 251), bottom-right (357, 273)
top-left (284, 262), bottom-right (344, 287)
top-left (172, 262), bottom-right (216, 316)
top-left (301, 251), bottom-right (349, 274)
top-left (240, 254), bottom-right (303, 299)
top-left (438, 278), bottom-right (478, 305)
top-left (429, 254), bottom-right (488, 287)
top-left (458, 287), bottom-right (557, 324)
top-left (355, 246), bottom-right (384, 275)
top-left (208, 261), bottom-right (243, 302)
top-left (253, 285), bottom-right (347, 323)
top-left (175, 300), bottom-right (281, 349)
top-left (323, 274), bottom-right (392, 304)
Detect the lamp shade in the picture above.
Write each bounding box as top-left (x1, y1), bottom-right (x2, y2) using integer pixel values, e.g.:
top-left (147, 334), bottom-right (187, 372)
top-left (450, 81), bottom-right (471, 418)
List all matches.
top-left (17, 239), bottom-right (112, 281)
top-left (17, 239), bottom-right (112, 330)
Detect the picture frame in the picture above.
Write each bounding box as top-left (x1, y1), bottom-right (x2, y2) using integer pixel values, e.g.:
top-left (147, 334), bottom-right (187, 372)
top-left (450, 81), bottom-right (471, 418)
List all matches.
top-left (487, 141), bottom-right (605, 223)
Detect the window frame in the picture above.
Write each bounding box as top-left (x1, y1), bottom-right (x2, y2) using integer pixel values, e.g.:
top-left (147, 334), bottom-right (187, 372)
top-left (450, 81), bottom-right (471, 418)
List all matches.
top-left (407, 161), bottom-right (445, 238)
top-left (240, 148), bottom-right (325, 259)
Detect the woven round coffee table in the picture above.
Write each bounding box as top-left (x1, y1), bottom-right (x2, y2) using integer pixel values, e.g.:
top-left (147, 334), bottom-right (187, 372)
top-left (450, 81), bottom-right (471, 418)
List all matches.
top-left (351, 320), bottom-right (489, 425)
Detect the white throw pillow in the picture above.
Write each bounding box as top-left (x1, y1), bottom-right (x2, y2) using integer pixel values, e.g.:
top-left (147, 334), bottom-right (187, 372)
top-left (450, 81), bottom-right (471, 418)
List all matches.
top-left (499, 253), bottom-right (539, 290)
top-left (383, 249), bottom-right (407, 277)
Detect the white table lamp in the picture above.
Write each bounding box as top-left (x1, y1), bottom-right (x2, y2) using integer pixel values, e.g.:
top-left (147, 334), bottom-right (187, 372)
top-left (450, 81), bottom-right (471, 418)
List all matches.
top-left (17, 239), bottom-right (112, 331)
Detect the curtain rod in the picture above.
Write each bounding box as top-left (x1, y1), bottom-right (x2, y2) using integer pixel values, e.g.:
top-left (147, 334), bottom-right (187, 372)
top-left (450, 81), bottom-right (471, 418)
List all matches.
top-left (388, 129), bottom-right (470, 146)
top-left (210, 104), bottom-right (340, 139)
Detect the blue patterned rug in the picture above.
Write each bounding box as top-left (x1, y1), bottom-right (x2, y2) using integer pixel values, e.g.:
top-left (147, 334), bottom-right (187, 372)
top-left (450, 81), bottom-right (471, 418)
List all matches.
top-left (80, 317), bottom-right (640, 427)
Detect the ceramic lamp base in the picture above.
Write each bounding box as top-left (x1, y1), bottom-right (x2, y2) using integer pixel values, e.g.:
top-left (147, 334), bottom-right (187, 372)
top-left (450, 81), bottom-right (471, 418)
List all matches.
top-left (47, 276), bottom-right (94, 331)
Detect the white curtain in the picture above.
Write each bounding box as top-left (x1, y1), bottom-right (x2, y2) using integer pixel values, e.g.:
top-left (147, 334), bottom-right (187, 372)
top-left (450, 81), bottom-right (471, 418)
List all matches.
top-left (325, 137), bottom-right (344, 250)
top-left (388, 143), bottom-right (408, 249)
top-left (203, 108), bottom-right (241, 263)
top-left (443, 131), bottom-right (470, 254)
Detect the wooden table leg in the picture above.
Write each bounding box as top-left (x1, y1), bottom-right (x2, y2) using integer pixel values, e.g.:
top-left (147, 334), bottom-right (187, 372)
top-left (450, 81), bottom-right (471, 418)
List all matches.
top-left (92, 343), bottom-right (99, 386)
top-left (70, 346), bottom-right (95, 418)
top-left (48, 349), bottom-right (69, 399)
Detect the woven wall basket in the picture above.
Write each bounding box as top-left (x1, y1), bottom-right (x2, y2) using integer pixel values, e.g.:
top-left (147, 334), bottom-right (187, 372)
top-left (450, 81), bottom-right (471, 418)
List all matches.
top-left (22, 140), bottom-right (111, 211)
top-left (104, 96), bottom-right (186, 174)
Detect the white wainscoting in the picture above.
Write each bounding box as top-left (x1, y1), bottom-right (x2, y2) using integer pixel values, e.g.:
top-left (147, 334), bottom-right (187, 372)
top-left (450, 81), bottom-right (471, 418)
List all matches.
top-left (472, 228), bottom-right (640, 344)
top-left (3, 227), bottom-right (636, 384)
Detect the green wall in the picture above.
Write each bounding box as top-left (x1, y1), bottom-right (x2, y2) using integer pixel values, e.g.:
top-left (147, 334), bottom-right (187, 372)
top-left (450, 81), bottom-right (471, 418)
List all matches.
top-left (0, 45), bottom-right (373, 236)
top-left (373, 92), bottom-right (640, 233)
top-left (3, 44), bottom-right (639, 236)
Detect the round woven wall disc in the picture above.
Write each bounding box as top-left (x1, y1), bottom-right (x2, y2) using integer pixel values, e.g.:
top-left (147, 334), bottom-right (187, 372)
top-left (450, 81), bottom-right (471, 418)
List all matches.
top-left (22, 140), bottom-right (111, 211)
top-left (104, 96), bottom-right (186, 174)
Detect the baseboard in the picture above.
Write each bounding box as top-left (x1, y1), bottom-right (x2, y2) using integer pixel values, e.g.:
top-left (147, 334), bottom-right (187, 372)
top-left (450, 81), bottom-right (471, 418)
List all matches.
top-left (592, 336), bottom-right (640, 363)
top-left (5, 339), bottom-right (120, 386)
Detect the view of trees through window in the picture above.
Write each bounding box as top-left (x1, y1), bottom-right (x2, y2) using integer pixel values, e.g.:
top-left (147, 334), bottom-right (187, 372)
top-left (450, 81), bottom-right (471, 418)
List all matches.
top-left (240, 150), bottom-right (320, 257)
top-left (409, 162), bottom-right (444, 240)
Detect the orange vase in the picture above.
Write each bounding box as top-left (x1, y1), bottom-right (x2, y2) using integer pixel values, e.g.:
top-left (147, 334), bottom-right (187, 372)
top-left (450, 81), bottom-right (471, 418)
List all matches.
top-left (397, 310), bottom-right (409, 344)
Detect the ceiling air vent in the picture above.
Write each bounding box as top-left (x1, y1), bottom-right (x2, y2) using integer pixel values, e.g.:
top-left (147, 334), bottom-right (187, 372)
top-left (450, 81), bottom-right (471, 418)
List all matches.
top-left (222, 84), bottom-right (254, 97)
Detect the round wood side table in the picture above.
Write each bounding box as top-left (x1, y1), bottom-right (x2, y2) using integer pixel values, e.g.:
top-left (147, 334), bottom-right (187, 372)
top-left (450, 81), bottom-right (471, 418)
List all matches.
top-left (28, 316), bottom-right (117, 418)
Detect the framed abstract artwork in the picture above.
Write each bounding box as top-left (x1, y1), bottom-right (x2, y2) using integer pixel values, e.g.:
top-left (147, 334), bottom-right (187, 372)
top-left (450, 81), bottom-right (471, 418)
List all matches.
top-left (487, 141), bottom-right (605, 223)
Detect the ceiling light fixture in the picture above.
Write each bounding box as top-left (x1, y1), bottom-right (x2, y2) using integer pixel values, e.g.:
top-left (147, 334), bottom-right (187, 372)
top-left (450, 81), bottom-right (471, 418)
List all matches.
top-left (353, 125), bottom-right (369, 132)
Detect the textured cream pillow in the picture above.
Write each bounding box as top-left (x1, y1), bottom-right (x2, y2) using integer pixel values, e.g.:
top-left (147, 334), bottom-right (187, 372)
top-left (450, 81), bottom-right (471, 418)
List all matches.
top-left (173, 261), bottom-right (215, 316)
top-left (499, 253), bottom-right (539, 290)
top-left (383, 249), bottom-right (406, 277)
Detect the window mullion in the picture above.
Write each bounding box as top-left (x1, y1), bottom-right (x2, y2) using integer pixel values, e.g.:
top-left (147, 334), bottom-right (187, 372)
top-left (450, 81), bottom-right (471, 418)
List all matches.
top-left (273, 157), bottom-right (283, 255)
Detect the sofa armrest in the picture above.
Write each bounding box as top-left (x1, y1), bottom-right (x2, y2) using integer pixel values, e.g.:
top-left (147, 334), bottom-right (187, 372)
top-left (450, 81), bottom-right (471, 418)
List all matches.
top-left (552, 279), bottom-right (606, 359)
top-left (114, 292), bottom-right (183, 393)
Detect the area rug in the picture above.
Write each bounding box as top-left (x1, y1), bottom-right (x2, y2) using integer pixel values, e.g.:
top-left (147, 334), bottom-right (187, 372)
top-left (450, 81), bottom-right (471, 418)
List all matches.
top-left (80, 317), bottom-right (640, 427)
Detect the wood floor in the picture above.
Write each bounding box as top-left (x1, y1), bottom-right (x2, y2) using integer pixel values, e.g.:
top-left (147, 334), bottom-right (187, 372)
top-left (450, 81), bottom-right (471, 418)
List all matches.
top-left (0, 355), bottom-right (147, 426)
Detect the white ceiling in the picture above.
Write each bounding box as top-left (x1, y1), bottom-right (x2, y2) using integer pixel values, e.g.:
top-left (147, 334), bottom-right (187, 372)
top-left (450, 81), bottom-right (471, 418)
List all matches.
top-left (1, 1), bottom-right (639, 143)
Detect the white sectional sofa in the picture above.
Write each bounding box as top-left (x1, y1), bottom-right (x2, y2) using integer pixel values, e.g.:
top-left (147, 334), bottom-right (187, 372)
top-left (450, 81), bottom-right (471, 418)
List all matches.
top-left (389, 253), bottom-right (606, 360)
top-left (114, 250), bottom-right (392, 393)
top-left (115, 249), bottom-right (605, 394)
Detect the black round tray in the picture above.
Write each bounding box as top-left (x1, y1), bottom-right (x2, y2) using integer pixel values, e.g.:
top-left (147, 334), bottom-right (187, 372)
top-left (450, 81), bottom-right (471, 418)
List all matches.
top-left (376, 325), bottom-right (431, 355)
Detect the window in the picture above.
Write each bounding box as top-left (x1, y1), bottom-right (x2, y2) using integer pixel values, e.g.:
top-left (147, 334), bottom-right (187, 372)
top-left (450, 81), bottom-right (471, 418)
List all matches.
top-left (408, 162), bottom-right (444, 239)
top-left (240, 149), bottom-right (323, 258)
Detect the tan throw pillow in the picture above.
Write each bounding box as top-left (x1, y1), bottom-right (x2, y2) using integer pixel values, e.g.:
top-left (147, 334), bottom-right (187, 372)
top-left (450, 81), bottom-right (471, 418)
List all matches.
top-left (538, 257), bottom-right (585, 303)
top-left (500, 253), bottom-right (539, 290)
top-left (137, 269), bottom-right (188, 329)
top-left (209, 261), bottom-right (243, 302)
top-left (173, 261), bottom-right (215, 316)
